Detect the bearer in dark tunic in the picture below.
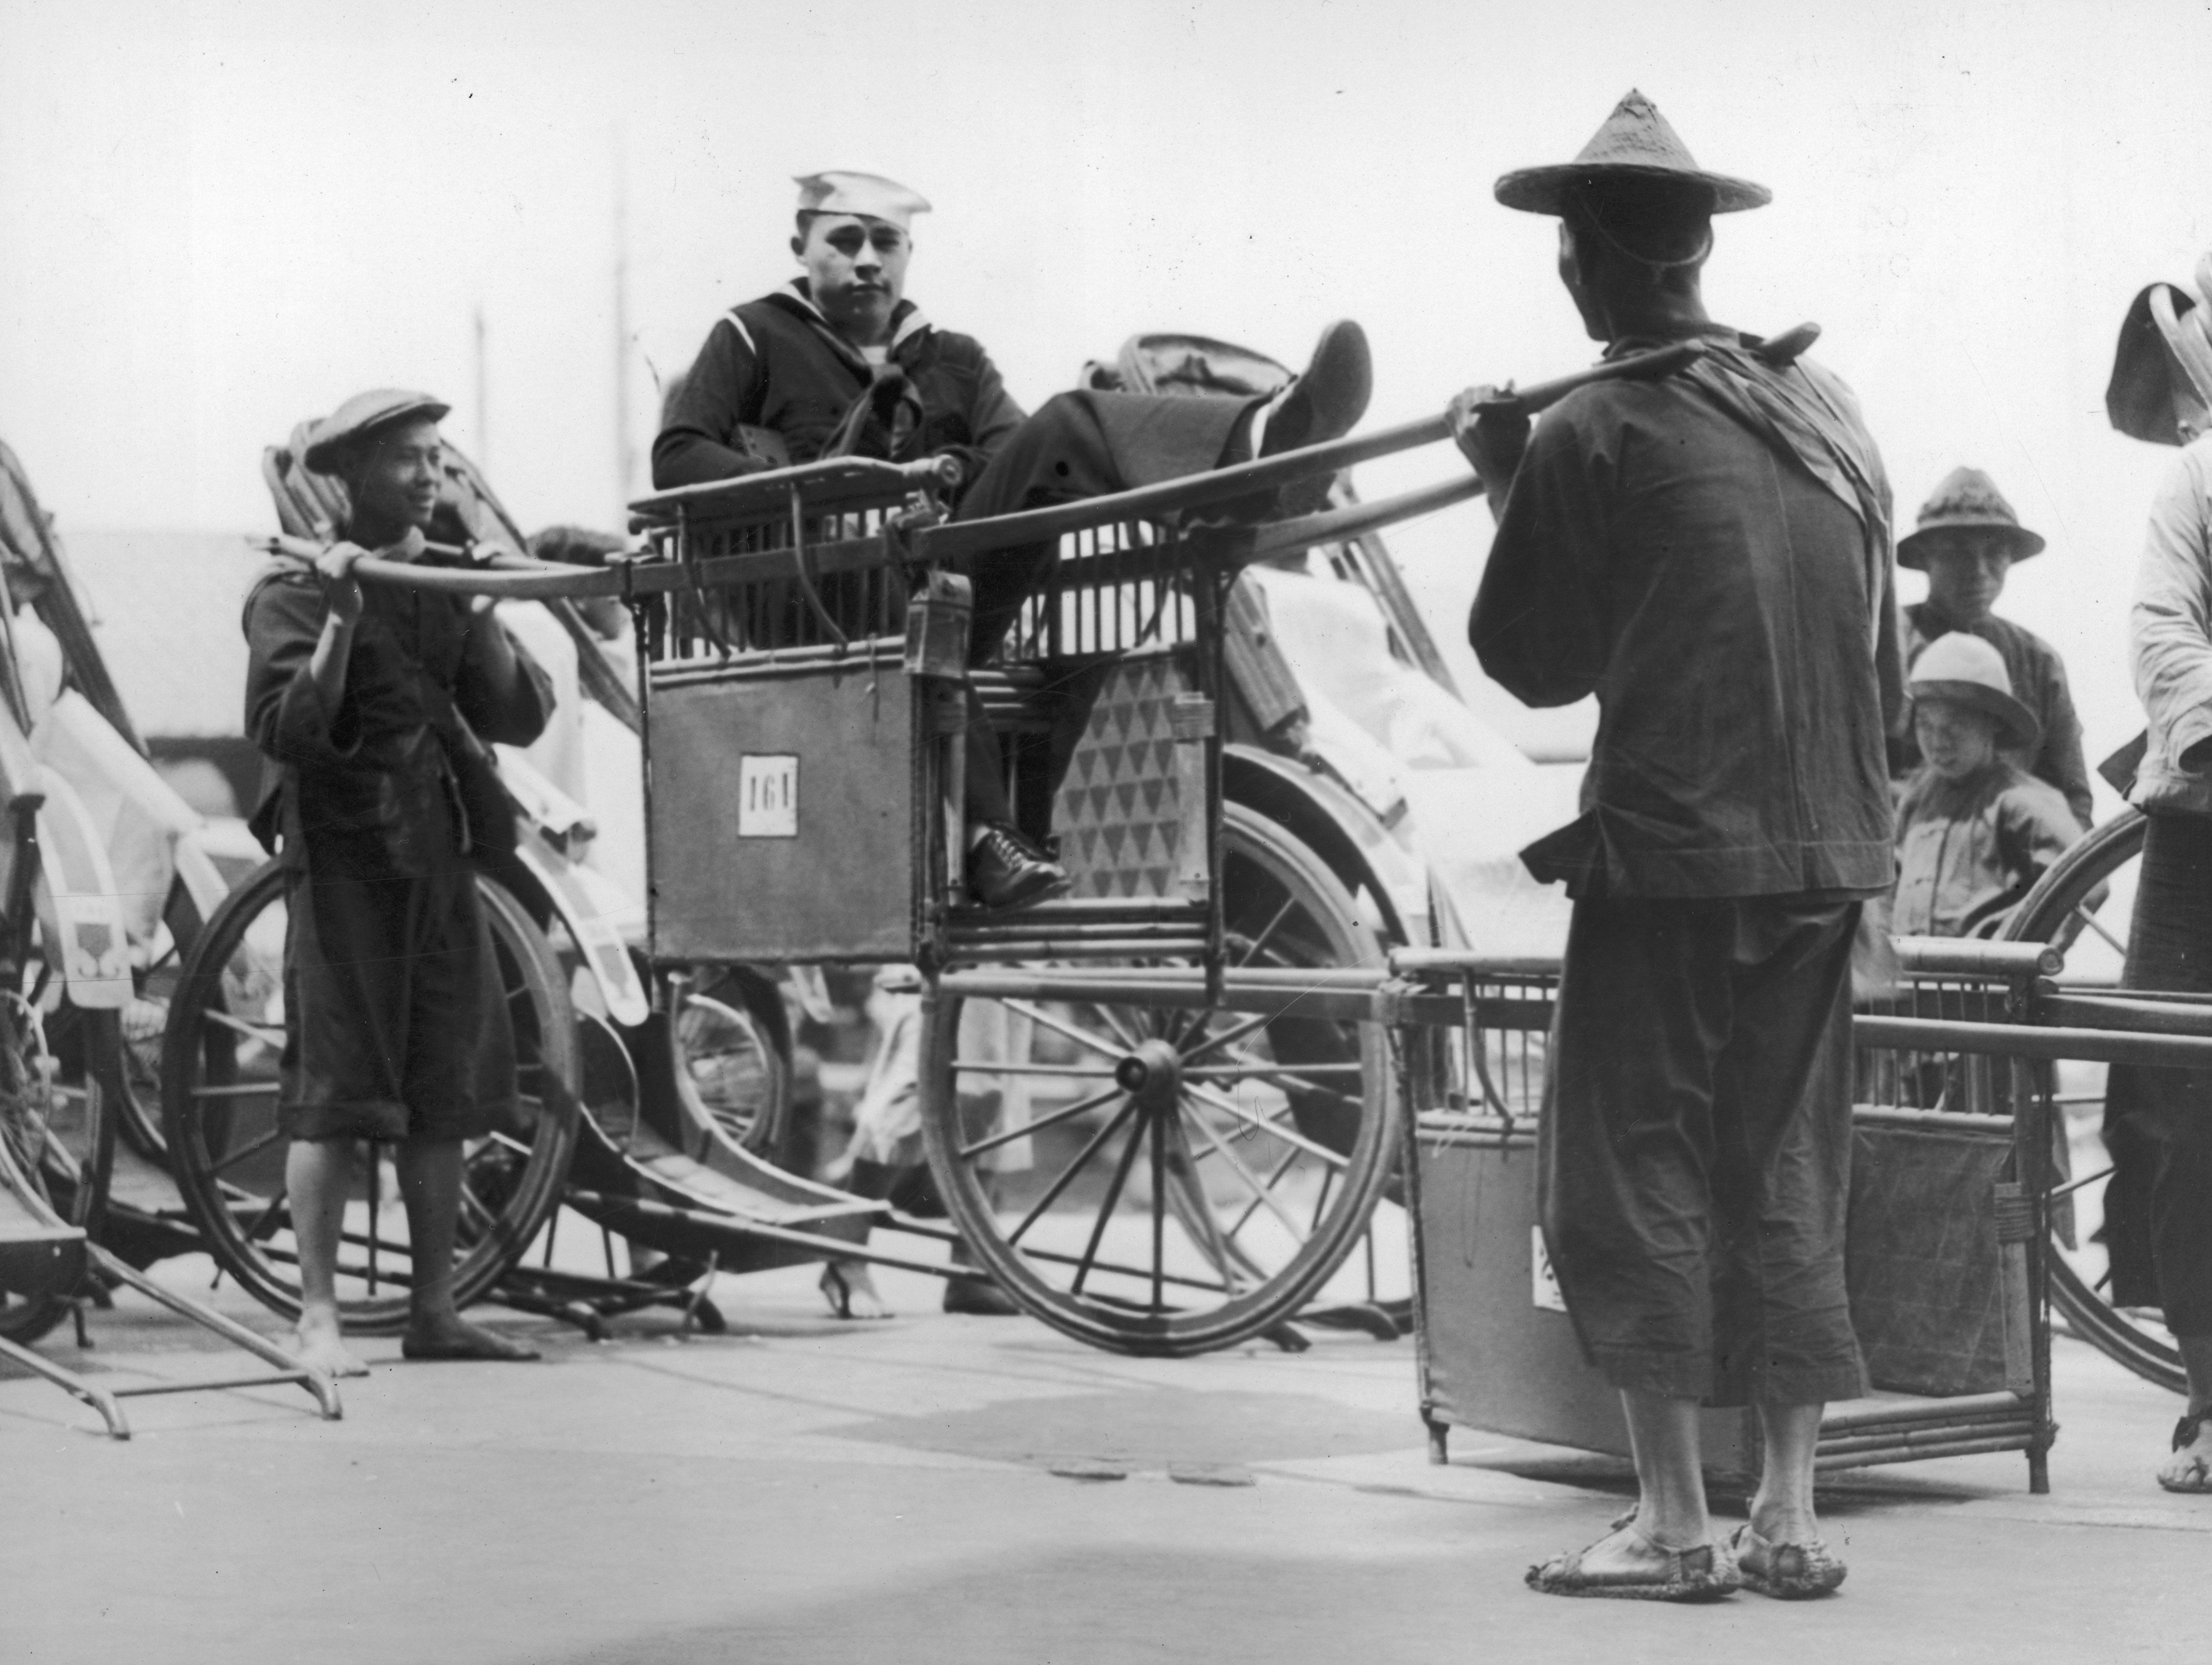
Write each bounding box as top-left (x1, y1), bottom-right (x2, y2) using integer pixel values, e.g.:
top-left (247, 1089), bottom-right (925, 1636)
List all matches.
top-left (654, 171), bottom-right (1371, 909)
top-left (243, 389), bottom-right (554, 1378)
top-left (1455, 92), bottom-right (1902, 1603)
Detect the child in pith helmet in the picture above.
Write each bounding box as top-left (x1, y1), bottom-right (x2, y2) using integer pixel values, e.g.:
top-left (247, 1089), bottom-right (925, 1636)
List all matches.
top-left (1892, 632), bottom-right (2082, 939)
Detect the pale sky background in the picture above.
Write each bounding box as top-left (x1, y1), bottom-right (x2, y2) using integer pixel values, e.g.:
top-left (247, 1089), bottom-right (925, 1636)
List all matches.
top-left (4, 0), bottom-right (2211, 797)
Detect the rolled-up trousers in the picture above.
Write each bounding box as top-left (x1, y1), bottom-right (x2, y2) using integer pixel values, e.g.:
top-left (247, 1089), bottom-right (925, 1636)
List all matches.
top-left (2102, 810), bottom-right (2212, 1337)
top-left (1540, 894), bottom-right (1870, 1406)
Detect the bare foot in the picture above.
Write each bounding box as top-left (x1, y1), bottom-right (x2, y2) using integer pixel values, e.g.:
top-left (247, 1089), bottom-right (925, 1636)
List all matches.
top-left (291, 1312), bottom-right (370, 1379)
top-left (820, 1262), bottom-right (892, 1320)
top-left (399, 1310), bottom-right (541, 1362)
top-left (2158, 1413), bottom-right (2212, 1492)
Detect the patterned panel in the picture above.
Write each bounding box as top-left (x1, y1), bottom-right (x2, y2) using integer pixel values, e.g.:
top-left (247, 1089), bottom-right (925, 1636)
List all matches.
top-left (1050, 656), bottom-right (1194, 899)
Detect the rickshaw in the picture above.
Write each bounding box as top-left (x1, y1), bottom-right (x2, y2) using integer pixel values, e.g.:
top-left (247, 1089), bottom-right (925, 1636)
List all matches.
top-left (159, 321), bottom-right (1686, 1357)
top-left (0, 436), bottom-right (337, 1437)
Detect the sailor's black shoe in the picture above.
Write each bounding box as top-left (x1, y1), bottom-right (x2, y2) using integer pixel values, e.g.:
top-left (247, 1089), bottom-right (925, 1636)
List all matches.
top-left (1261, 319), bottom-right (1373, 459)
top-left (1255, 319), bottom-right (1372, 516)
top-left (968, 822), bottom-right (1069, 911)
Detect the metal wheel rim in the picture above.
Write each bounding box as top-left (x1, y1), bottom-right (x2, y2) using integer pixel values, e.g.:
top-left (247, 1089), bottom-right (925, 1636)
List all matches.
top-left (2003, 807), bottom-right (2187, 1393)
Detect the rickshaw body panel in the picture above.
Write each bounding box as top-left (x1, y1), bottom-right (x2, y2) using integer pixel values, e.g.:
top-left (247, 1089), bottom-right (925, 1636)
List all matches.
top-left (646, 649), bottom-right (922, 964)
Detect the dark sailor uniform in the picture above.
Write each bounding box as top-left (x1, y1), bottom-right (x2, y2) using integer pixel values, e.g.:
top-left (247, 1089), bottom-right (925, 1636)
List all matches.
top-left (1472, 327), bottom-right (1902, 1406)
top-left (654, 282), bottom-right (1261, 656)
top-left (243, 555), bottom-right (552, 1144)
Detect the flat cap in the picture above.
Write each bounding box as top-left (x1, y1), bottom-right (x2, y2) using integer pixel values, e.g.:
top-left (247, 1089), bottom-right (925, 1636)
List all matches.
top-left (301, 388), bottom-right (450, 474)
top-left (794, 171), bottom-right (931, 231)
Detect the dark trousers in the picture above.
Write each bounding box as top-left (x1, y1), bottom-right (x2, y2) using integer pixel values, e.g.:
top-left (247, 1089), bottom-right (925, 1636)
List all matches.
top-left (948, 391), bottom-right (1255, 823)
top-left (2104, 811), bottom-right (2212, 1336)
top-left (1541, 895), bottom-right (1869, 1406)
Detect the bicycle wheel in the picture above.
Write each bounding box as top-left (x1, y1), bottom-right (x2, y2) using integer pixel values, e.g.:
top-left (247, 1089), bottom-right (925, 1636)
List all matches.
top-left (919, 803), bottom-right (1397, 1355)
top-left (0, 997), bottom-right (118, 1345)
top-left (161, 860), bottom-right (580, 1333)
top-left (2001, 807), bottom-right (2186, 1392)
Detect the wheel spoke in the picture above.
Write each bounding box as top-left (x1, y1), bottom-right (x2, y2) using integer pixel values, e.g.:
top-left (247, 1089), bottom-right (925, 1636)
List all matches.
top-left (999, 999), bottom-right (1128, 1063)
top-left (210, 1125), bottom-right (286, 1177)
top-left (1070, 1108), bottom-right (1150, 1296)
top-left (1184, 1082), bottom-right (1350, 1169)
top-left (1233, 895), bottom-right (1301, 971)
top-left (1185, 1098), bottom-right (1309, 1242)
top-left (1176, 1010), bottom-right (1275, 1068)
top-left (1183, 1061), bottom-right (1362, 1079)
top-left (1148, 1099), bottom-right (1167, 1312)
top-left (1164, 1117), bottom-right (1247, 1291)
top-left (1307, 1161), bottom-right (1338, 1235)
top-left (959, 1085), bottom-right (1122, 1160)
top-left (1007, 1097), bottom-right (1138, 1246)
top-left (202, 1007), bottom-right (284, 1047)
top-left (2051, 1163), bottom-right (2115, 1202)
top-left (953, 1061), bottom-right (1118, 1079)
top-left (1224, 1144), bottom-right (1302, 1243)
top-left (2074, 905), bottom-right (2125, 957)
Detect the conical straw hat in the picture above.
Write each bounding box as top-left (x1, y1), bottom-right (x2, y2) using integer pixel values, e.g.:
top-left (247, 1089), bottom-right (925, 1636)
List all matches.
top-left (1495, 90), bottom-right (1770, 217)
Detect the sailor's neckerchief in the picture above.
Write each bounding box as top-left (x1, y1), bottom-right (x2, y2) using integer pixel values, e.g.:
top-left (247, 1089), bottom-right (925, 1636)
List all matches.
top-left (726, 280), bottom-right (937, 385)
top-left (1612, 324), bottom-right (1894, 646)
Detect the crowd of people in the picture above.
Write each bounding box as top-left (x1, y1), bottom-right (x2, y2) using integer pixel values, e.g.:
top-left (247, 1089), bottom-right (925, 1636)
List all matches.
top-left (239, 87), bottom-right (2212, 1609)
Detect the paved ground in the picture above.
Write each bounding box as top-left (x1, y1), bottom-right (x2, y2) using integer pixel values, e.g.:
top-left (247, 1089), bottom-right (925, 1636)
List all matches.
top-left (2, 1252), bottom-right (2204, 1664)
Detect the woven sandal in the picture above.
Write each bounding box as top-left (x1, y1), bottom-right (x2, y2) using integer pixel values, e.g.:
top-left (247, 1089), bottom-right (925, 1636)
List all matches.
top-left (1727, 1524), bottom-right (1847, 1599)
top-left (1526, 1527), bottom-right (1739, 1602)
top-left (2158, 1412), bottom-right (2212, 1493)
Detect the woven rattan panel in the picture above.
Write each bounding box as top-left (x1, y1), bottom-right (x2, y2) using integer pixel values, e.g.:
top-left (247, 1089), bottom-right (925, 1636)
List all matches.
top-left (1050, 655), bottom-right (1194, 899)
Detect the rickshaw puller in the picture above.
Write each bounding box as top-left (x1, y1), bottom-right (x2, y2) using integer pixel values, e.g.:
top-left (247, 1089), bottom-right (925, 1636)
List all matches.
top-left (1460, 91), bottom-right (1902, 1602)
top-left (243, 389), bottom-right (554, 1378)
top-left (2100, 264), bottom-right (2212, 1491)
top-left (654, 171), bottom-right (1369, 908)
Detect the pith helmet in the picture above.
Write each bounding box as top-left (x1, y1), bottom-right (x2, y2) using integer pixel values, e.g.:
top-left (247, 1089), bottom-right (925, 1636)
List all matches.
top-left (1896, 467), bottom-right (2046, 569)
top-left (1909, 631), bottom-right (2041, 755)
top-left (301, 389), bottom-right (450, 475)
top-left (1494, 89), bottom-right (1770, 217)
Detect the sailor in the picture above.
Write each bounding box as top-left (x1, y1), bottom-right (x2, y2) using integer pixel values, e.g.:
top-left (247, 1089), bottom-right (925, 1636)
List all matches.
top-left (654, 171), bottom-right (1371, 908)
top-left (1893, 467), bottom-right (2092, 828)
top-left (243, 389), bottom-right (555, 1377)
top-left (1455, 91), bottom-right (1901, 1601)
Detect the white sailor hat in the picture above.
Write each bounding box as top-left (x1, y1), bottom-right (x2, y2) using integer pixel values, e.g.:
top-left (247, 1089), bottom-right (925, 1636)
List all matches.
top-left (794, 171), bottom-right (931, 232)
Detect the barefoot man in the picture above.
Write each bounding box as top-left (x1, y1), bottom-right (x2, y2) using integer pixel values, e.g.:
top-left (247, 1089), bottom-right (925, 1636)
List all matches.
top-left (244, 389), bottom-right (554, 1375)
top-left (1456, 92), bottom-right (1903, 1600)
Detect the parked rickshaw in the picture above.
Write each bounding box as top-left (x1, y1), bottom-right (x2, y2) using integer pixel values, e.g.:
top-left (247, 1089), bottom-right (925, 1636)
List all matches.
top-left (0, 437), bottom-right (337, 1436)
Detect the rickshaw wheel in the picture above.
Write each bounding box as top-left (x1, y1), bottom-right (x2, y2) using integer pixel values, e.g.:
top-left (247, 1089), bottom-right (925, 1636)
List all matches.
top-left (0, 1004), bottom-right (119, 1345)
top-left (2002, 807), bottom-right (2188, 1394)
top-left (919, 804), bottom-right (1397, 1356)
top-left (161, 859), bottom-right (580, 1334)
top-left (669, 969), bottom-right (791, 1158)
